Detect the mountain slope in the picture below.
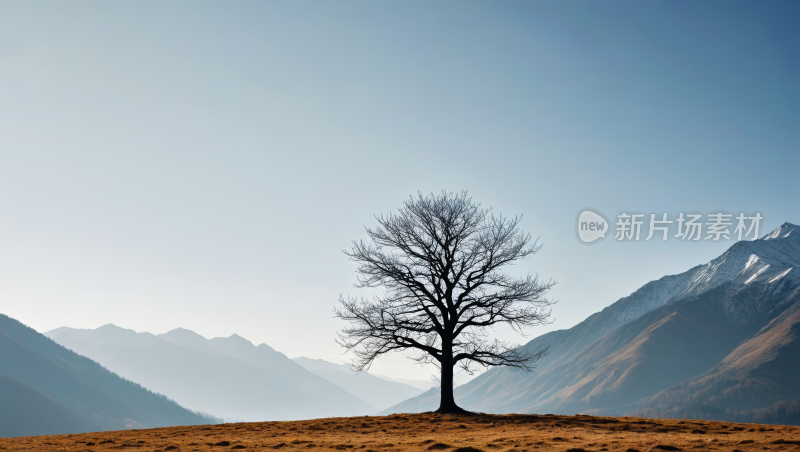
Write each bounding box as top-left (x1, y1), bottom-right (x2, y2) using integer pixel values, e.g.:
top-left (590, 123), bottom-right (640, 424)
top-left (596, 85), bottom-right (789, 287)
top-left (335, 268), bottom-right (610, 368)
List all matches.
top-left (0, 315), bottom-right (214, 437)
top-left (382, 222), bottom-right (800, 423)
top-left (159, 328), bottom-right (309, 381)
top-left (47, 326), bottom-right (376, 421)
top-left (0, 375), bottom-right (99, 438)
top-left (292, 357), bottom-right (425, 411)
top-left (629, 280), bottom-right (800, 424)
top-left (370, 374), bottom-right (434, 390)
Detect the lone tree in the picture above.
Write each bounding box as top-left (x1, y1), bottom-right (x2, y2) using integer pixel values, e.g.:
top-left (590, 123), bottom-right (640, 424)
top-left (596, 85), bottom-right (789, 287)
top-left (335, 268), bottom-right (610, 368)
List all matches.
top-left (335, 191), bottom-right (555, 413)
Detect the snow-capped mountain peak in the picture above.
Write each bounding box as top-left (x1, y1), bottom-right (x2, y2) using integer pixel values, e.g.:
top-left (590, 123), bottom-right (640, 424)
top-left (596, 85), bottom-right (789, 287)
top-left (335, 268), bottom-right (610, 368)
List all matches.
top-left (605, 222), bottom-right (800, 328)
top-left (762, 222), bottom-right (798, 240)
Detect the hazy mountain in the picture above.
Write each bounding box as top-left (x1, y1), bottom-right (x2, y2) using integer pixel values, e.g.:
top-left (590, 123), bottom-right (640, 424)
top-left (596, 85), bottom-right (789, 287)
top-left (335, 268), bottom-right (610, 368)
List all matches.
top-left (292, 357), bottom-right (357, 375)
top-left (46, 326), bottom-right (375, 421)
top-left (159, 328), bottom-right (303, 381)
top-left (292, 357), bottom-right (424, 411)
top-left (0, 375), bottom-right (98, 438)
top-left (0, 315), bottom-right (214, 438)
top-left (371, 374), bottom-right (434, 391)
top-left (383, 222), bottom-right (800, 424)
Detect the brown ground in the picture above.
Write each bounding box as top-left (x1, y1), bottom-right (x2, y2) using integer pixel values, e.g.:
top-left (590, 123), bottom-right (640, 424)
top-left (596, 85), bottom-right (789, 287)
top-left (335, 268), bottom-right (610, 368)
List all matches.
top-left (1, 413), bottom-right (799, 452)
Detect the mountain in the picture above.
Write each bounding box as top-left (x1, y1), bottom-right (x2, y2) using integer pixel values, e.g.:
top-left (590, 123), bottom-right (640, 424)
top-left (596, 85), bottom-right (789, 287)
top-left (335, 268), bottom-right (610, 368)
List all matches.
top-left (292, 357), bottom-right (425, 411)
top-left (370, 374), bottom-right (434, 391)
top-left (45, 325), bottom-right (376, 421)
top-left (627, 279), bottom-right (800, 424)
top-left (383, 222), bottom-right (800, 424)
top-left (292, 357), bottom-right (358, 375)
top-left (0, 315), bottom-right (215, 438)
top-left (0, 375), bottom-right (98, 438)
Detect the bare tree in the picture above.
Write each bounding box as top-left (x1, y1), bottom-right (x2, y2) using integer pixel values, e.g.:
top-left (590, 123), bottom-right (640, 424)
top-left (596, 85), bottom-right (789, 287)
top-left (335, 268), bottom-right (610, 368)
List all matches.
top-left (335, 191), bottom-right (556, 413)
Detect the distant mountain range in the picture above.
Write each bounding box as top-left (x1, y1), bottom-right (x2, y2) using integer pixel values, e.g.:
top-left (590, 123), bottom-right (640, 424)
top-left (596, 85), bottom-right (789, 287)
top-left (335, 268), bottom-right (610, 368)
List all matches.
top-left (0, 315), bottom-right (215, 438)
top-left (383, 222), bottom-right (800, 425)
top-left (45, 326), bottom-right (375, 421)
top-left (369, 374), bottom-right (434, 391)
top-left (292, 357), bottom-right (424, 410)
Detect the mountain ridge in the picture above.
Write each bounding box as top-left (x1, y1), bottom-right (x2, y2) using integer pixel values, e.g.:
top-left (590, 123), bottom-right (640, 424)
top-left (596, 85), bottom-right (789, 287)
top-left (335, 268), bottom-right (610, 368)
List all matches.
top-left (0, 315), bottom-right (215, 437)
top-left (46, 325), bottom-right (377, 421)
top-left (291, 357), bottom-right (425, 411)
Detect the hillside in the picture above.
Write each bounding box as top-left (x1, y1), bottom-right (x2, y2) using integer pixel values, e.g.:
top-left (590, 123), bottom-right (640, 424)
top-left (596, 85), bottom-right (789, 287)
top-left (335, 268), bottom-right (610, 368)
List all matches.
top-left (1, 412), bottom-right (798, 452)
top-left (0, 375), bottom-right (98, 438)
top-left (292, 357), bottom-right (425, 411)
top-left (45, 325), bottom-right (376, 421)
top-left (629, 286), bottom-right (800, 424)
top-left (383, 223), bottom-right (800, 424)
top-left (0, 315), bottom-right (215, 438)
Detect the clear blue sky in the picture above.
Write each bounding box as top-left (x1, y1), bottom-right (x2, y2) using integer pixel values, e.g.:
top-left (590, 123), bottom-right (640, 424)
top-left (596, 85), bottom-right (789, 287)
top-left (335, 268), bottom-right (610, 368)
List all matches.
top-left (1, 1), bottom-right (797, 380)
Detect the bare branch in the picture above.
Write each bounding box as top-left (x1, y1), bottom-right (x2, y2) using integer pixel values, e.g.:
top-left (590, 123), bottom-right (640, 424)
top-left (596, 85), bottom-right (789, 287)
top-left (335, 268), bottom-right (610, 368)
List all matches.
top-left (334, 191), bottom-right (556, 412)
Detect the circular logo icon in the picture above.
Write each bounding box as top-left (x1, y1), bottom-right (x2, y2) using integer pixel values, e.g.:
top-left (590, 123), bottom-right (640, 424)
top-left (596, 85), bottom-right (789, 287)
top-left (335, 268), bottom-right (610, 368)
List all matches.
top-left (576, 209), bottom-right (609, 244)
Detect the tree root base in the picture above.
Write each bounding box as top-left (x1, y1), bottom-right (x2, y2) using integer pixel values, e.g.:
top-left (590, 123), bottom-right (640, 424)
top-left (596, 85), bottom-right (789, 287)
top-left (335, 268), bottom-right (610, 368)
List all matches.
top-left (434, 405), bottom-right (474, 415)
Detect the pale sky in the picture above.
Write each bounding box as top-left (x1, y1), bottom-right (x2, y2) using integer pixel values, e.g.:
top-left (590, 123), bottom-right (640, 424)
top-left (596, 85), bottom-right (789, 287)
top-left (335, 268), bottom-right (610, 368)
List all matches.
top-left (1, 1), bottom-right (797, 381)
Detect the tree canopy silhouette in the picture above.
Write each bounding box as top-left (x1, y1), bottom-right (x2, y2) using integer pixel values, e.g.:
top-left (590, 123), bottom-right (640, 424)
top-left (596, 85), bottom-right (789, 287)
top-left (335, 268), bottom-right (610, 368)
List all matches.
top-left (335, 191), bottom-right (555, 413)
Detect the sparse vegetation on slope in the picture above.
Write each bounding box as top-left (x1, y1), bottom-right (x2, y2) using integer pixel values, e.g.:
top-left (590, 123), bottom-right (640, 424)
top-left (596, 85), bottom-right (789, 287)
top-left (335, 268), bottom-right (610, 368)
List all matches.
top-left (1, 413), bottom-right (799, 452)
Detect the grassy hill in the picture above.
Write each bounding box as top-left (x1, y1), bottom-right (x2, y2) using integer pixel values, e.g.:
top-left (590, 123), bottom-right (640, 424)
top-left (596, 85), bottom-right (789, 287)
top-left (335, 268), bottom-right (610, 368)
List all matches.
top-left (0, 412), bottom-right (798, 451)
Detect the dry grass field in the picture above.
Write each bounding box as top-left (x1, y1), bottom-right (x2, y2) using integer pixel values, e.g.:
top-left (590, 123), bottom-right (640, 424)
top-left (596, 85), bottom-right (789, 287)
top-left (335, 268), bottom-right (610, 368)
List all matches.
top-left (1, 413), bottom-right (799, 452)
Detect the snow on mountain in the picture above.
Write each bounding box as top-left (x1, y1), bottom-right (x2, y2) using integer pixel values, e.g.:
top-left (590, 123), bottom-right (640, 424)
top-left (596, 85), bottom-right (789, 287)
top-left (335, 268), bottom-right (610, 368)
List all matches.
top-left (606, 222), bottom-right (800, 329)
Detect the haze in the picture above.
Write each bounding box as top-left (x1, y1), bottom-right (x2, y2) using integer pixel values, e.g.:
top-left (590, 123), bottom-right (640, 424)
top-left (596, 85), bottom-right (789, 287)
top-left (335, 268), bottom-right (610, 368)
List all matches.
top-left (0, 1), bottom-right (797, 380)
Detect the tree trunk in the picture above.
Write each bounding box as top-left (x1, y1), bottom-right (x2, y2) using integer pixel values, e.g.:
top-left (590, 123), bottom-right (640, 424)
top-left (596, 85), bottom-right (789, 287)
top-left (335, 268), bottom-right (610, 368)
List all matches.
top-left (436, 344), bottom-right (469, 414)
